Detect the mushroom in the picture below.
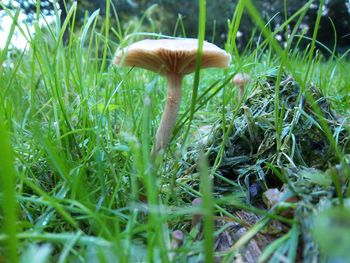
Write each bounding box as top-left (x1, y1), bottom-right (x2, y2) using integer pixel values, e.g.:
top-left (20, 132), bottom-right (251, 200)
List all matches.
top-left (232, 73), bottom-right (251, 98)
top-left (169, 230), bottom-right (184, 261)
top-left (171, 230), bottom-right (184, 249)
top-left (191, 197), bottom-right (202, 228)
top-left (114, 38), bottom-right (231, 153)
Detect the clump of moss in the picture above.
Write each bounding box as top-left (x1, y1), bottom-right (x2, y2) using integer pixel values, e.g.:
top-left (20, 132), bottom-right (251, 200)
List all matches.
top-left (186, 73), bottom-right (349, 191)
top-left (176, 73), bottom-right (350, 262)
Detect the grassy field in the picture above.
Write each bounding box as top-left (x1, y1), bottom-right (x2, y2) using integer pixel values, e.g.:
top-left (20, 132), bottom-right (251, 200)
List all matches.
top-left (1, 0), bottom-right (350, 262)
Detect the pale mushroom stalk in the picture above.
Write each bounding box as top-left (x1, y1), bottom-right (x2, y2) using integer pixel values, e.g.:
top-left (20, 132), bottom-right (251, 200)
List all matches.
top-left (155, 73), bottom-right (183, 152)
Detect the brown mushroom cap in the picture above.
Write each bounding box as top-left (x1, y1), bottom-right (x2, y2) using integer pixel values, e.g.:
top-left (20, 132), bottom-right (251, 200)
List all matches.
top-left (114, 38), bottom-right (231, 75)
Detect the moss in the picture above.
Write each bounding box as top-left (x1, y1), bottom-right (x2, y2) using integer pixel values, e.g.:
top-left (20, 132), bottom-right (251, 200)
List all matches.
top-left (186, 73), bottom-right (350, 190)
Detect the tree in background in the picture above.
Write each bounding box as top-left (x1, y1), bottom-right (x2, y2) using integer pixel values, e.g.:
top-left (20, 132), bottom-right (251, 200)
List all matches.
top-left (1, 0), bottom-right (55, 21)
top-left (1, 0), bottom-right (350, 54)
top-left (136, 0), bottom-right (237, 43)
top-left (1, 0), bottom-right (136, 42)
top-left (258, 0), bottom-right (350, 55)
top-left (125, 0), bottom-right (350, 54)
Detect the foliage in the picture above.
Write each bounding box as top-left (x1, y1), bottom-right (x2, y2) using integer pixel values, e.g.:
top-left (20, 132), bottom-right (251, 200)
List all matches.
top-left (0, 0), bottom-right (350, 262)
top-left (185, 73), bottom-right (349, 176)
top-left (2, 0), bottom-right (350, 52)
top-left (1, 0), bottom-right (55, 20)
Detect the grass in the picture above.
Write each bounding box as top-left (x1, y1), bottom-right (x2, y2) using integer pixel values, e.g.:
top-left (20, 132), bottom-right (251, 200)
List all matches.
top-left (0, 0), bottom-right (350, 262)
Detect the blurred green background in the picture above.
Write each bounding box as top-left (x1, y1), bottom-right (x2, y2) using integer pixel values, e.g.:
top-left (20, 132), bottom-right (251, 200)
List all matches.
top-left (1, 0), bottom-right (350, 54)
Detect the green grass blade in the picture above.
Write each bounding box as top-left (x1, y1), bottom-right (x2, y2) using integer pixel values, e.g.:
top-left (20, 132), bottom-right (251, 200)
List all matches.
top-left (199, 151), bottom-right (214, 263)
top-left (183, 0), bottom-right (206, 149)
top-left (0, 120), bottom-right (19, 263)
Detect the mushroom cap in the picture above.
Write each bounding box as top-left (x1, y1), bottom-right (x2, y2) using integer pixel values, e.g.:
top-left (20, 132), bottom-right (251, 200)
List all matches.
top-left (232, 73), bottom-right (251, 86)
top-left (114, 38), bottom-right (231, 75)
top-left (171, 230), bottom-right (184, 242)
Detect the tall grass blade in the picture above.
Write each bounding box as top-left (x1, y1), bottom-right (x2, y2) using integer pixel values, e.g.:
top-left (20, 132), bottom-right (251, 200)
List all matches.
top-left (0, 120), bottom-right (19, 263)
top-left (199, 151), bottom-right (214, 263)
top-left (183, 0), bottom-right (206, 149)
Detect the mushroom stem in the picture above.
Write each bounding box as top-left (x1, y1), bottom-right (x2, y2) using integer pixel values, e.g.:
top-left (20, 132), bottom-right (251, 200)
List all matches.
top-left (155, 73), bottom-right (183, 152)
